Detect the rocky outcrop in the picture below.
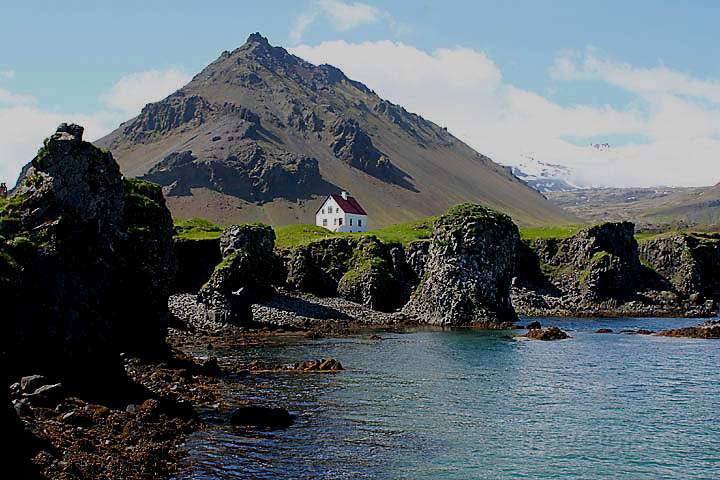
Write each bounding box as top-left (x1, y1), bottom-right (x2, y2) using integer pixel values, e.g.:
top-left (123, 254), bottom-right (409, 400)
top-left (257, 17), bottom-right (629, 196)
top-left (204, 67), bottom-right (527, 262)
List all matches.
top-left (0, 123), bottom-right (175, 382)
top-left (403, 204), bottom-right (520, 326)
top-left (513, 223), bottom-right (718, 317)
top-left (142, 145), bottom-right (326, 201)
top-left (198, 224), bottom-right (279, 324)
top-left (659, 320), bottom-right (720, 339)
top-left (639, 233), bottom-right (720, 299)
top-left (524, 326), bottom-right (570, 341)
top-left (284, 236), bottom-right (408, 312)
top-left (173, 237), bottom-right (222, 293)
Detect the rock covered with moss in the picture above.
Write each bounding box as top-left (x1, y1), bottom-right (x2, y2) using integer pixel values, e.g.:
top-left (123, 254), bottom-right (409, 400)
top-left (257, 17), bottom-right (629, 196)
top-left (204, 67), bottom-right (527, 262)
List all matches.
top-left (639, 233), bottom-right (720, 299)
top-left (0, 123), bottom-right (175, 383)
top-left (284, 235), bottom-right (408, 312)
top-left (532, 222), bottom-right (641, 300)
top-left (198, 223), bottom-right (278, 324)
top-left (512, 223), bottom-right (718, 317)
top-left (403, 203), bottom-right (520, 326)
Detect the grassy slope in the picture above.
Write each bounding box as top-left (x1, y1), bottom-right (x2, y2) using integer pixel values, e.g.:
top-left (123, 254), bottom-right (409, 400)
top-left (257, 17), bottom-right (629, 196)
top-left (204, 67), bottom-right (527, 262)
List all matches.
top-left (175, 214), bottom-right (710, 251)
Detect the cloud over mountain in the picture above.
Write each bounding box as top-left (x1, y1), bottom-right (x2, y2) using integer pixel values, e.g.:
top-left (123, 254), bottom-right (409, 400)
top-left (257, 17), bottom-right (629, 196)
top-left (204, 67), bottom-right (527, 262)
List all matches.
top-left (292, 41), bottom-right (720, 187)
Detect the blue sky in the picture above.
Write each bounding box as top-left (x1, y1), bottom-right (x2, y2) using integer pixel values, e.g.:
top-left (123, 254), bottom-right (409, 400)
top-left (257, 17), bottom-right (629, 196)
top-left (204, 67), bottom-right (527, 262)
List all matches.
top-left (1, 0), bottom-right (720, 186)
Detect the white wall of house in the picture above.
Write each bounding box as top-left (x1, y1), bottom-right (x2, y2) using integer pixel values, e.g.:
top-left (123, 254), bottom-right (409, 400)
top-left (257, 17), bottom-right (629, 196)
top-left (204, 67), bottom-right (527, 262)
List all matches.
top-left (315, 196), bottom-right (368, 233)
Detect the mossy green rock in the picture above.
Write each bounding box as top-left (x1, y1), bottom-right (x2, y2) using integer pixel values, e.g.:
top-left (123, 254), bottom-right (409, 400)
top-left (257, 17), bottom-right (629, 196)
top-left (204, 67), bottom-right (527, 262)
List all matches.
top-left (403, 203), bottom-right (520, 326)
top-left (198, 223), bottom-right (279, 324)
top-left (285, 235), bottom-right (407, 312)
top-left (639, 233), bottom-right (720, 298)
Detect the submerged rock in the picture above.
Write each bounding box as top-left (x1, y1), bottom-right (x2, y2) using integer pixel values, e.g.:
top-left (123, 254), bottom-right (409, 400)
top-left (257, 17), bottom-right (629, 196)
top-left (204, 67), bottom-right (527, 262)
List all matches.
top-left (525, 326), bottom-right (569, 341)
top-left (231, 406), bottom-right (294, 429)
top-left (659, 321), bottom-right (720, 339)
top-left (403, 203), bottom-right (520, 326)
top-left (595, 328), bottom-right (614, 334)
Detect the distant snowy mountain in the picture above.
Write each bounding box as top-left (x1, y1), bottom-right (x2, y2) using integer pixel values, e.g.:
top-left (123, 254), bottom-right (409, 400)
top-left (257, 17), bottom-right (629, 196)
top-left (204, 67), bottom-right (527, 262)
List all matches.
top-left (509, 155), bottom-right (580, 193)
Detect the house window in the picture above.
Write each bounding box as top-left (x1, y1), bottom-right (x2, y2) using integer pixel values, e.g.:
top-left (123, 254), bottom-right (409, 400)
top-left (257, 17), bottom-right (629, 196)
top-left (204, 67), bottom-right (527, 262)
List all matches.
top-left (339, 218), bottom-right (343, 226)
top-left (358, 219), bottom-right (362, 227)
top-left (334, 218), bottom-right (337, 225)
top-left (321, 208), bottom-right (325, 214)
top-left (323, 219), bottom-right (327, 226)
top-left (349, 218), bottom-right (353, 226)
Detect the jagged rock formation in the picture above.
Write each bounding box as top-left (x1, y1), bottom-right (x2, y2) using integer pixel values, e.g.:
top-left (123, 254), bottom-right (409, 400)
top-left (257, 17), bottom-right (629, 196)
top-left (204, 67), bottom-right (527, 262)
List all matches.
top-left (513, 223), bottom-right (718, 317)
top-left (0, 123), bottom-right (175, 382)
top-left (198, 224), bottom-right (279, 324)
top-left (283, 236), bottom-right (409, 312)
top-left (403, 204), bottom-right (520, 326)
top-left (97, 33), bottom-right (575, 227)
top-left (639, 233), bottom-right (720, 299)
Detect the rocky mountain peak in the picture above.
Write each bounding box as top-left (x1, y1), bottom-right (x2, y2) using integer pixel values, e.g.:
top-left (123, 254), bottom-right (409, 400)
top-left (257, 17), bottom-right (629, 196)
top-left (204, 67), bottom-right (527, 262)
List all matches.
top-left (246, 32), bottom-right (270, 45)
top-left (96, 35), bottom-right (576, 227)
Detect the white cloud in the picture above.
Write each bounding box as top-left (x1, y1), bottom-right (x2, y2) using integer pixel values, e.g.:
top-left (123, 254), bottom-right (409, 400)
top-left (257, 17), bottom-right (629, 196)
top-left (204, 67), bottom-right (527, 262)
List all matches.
top-left (0, 70), bottom-right (15, 79)
top-left (0, 68), bottom-right (191, 185)
top-left (291, 0), bottom-right (391, 42)
top-left (292, 41), bottom-right (720, 188)
top-left (0, 88), bottom-right (37, 106)
top-left (0, 106), bottom-right (116, 187)
top-left (101, 69), bottom-right (191, 114)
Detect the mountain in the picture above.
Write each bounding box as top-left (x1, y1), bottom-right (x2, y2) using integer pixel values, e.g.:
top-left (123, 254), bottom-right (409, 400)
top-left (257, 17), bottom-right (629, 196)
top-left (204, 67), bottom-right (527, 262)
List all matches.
top-left (547, 183), bottom-right (720, 228)
top-left (509, 155), bottom-right (579, 193)
top-left (97, 33), bottom-right (576, 227)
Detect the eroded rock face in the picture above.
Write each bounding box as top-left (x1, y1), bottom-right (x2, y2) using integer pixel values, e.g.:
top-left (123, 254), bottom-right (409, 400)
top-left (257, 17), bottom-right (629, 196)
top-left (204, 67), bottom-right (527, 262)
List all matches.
top-left (0, 123), bottom-right (175, 381)
top-left (198, 224), bottom-right (278, 324)
top-left (639, 233), bottom-right (720, 299)
top-left (403, 203), bottom-right (520, 326)
top-left (513, 223), bottom-right (720, 317)
top-left (284, 235), bottom-right (408, 312)
top-left (534, 222), bottom-right (641, 300)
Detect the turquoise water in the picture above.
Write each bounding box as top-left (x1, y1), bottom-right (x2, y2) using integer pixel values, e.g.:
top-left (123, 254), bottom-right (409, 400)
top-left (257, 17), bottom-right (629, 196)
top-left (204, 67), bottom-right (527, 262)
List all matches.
top-left (180, 318), bottom-right (720, 479)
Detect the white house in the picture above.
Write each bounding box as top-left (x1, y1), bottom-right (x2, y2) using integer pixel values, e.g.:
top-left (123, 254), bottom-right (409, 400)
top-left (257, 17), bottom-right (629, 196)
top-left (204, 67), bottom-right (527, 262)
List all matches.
top-left (315, 191), bottom-right (368, 233)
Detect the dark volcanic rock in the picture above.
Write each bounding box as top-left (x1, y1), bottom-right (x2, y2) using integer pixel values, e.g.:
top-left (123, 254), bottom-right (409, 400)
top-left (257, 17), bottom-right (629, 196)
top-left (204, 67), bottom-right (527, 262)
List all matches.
top-left (284, 235), bottom-right (408, 312)
top-left (403, 203), bottom-right (520, 326)
top-left (525, 326), bottom-right (569, 341)
top-left (173, 237), bottom-right (222, 293)
top-left (511, 222), bottom-right (717, 317)
top-left (330, 118), bottom-right (412, 188)
top-left (639, 233), bottom-right (720, 299)
top-left (659, 321), bottom-right (720, 339)
top-left (0, 123), bottom-right (175, 384)
top-left (198, 224), bottom-right (278, 324)
top-left (231, 406), bottom-right (294, 429)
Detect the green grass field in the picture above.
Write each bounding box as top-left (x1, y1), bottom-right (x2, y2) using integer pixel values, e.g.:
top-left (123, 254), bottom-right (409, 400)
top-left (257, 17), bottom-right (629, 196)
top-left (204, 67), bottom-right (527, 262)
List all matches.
top-left (173, 218), bottom-right (224, 240)
top-left (273, 216), bottom-right (438, 249)
top-left (174, 214), bottom-right (694, 249)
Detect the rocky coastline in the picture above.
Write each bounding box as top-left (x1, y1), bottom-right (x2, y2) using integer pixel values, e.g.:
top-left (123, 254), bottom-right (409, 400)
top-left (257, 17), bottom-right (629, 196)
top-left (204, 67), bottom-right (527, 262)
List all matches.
top-left (3, 124), bottom-right (719, 478)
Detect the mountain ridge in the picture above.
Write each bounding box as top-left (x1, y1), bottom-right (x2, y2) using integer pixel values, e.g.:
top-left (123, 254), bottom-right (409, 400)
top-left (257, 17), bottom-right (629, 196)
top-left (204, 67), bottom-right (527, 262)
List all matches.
top-left (97, 33), bottom-right (576, 227)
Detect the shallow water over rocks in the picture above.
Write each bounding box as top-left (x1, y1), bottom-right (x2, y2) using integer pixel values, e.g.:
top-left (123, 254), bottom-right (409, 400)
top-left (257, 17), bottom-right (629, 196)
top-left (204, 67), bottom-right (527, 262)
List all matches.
top-left (178, 317), bottom-right (720, 479)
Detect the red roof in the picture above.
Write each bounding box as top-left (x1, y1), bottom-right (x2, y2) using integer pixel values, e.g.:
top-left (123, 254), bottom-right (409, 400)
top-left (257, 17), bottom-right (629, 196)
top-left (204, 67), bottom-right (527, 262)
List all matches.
top-left (326, 194), bottom-right (367, 215)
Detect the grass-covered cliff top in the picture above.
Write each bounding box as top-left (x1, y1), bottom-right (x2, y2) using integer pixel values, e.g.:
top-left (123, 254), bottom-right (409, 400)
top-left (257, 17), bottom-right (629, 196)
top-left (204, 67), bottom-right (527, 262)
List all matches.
top-left (173, 208), bottom-right (716, 250)
top-left (174, 218), bottom-right (225, 240)
top-left (274, 217), bottom-right (437, 249)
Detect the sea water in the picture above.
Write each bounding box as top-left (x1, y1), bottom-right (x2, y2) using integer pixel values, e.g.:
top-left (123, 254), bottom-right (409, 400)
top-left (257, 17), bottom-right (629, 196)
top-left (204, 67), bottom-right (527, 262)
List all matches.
top-left (179, 317), bottom-right (720, 479)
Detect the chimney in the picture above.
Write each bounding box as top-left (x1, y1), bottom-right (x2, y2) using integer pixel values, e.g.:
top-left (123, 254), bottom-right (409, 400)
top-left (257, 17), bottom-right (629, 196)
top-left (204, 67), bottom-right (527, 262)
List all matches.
top-left (341, 191), bottom-right (348, 200)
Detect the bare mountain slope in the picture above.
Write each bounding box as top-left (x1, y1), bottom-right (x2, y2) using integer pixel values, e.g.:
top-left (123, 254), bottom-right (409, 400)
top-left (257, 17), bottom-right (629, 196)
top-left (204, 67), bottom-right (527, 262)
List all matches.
top-left (548, 183), bottom-right (720, 228)
top-left (98, 33), bottom-right (576, 227)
